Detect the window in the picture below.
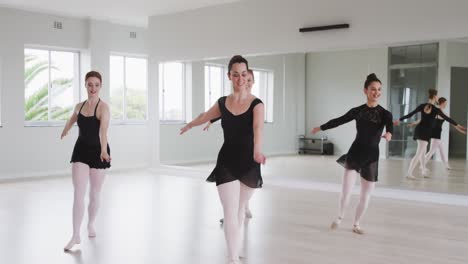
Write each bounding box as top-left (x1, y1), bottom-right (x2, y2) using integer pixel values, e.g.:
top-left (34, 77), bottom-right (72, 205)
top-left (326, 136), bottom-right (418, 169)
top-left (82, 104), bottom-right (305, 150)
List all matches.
top-left (110, 55), bottom-right (148, 122)
top-left (159, 62), bottom-right (187, 122)
top-left (24, 48), bottom-right (80, 125)
top-left (251, 69), bottom-right (274, 123)
top-left (204, 64), bottom-right (229, 111)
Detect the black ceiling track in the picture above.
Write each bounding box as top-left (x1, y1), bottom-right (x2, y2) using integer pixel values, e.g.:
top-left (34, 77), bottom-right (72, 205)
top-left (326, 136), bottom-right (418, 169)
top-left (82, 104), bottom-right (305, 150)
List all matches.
top-left (299, 23), bottom-right (350, 33)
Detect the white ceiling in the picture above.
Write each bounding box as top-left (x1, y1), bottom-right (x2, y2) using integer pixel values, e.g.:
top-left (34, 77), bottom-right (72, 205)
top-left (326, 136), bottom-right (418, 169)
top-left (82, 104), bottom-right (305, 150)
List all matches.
top-left (0, 0), bottom-right (240, 27)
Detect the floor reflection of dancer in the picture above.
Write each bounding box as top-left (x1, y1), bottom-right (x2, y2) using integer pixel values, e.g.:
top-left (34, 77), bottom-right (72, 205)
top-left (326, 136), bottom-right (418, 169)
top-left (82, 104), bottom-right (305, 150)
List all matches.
top-left (311, 73), bottom-right (393, 235)
top-left (180, 56), bottom-right (265, 264)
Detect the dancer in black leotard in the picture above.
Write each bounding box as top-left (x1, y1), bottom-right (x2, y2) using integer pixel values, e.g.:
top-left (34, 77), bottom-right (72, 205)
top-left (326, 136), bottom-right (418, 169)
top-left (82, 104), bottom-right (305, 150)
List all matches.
top-left (207, 70), bottom-right (256, 224)
top-left (180, 56), bottom-right (265, 264)
top-left (311, 73), bottom-right (393, 235)
top-left (394, 90), bottom-right (465, 179)
top-left (61, 71), bottom-right (111, 251)
top-left (408, 97), bottom-right (466, 170)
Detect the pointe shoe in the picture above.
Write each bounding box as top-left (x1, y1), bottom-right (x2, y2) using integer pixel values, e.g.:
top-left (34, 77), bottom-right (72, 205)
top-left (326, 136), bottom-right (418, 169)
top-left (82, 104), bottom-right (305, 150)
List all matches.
top-left (352, 225), bottom-right (365, 235)
top-left (64, 236), bottom-right (81, 251)
top-left (330, 217), bottom-right (342, 230)
top-left (245, 209), bottom-right (253, 219)
top-left (406, 174), bottom-right (417, 180)
top-left (88, 225), bottom-right (96, 238)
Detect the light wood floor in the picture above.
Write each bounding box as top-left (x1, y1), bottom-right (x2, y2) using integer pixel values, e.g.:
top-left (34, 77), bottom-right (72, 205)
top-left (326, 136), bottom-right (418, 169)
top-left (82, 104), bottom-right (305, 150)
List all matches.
top-left (185, 155), bottom-right (468, 195)
top-left (0, 167), bottom-right (467, 264)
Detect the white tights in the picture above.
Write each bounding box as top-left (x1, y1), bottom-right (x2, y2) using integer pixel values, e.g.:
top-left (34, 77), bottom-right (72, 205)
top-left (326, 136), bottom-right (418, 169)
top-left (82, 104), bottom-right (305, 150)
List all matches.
top-left (217, 181), bottom-right (255, 261)
top-left (408, 140), bottom-right (429, 176)
top-left (65, 162), bottom-right (106, 250)
top-left (337, 169), bottom-right (375, 226)
top-left (424, 139), bottom-right (449, 168)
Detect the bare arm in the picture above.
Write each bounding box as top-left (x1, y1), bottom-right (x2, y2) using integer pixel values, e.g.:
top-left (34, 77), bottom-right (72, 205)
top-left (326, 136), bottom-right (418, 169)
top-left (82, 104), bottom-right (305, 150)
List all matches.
top-left (407, 119), bottom-right (421, 127)
top-left (452, 123), bottom-right (467, 134)
top-left (253, 103), bottom-right (266, 164)
top-left (180, 102), bottom-right (221, 135)
top-left (98, 103), bottom-right (111, 162)
top-left (61, 104), bottom-right (80, 139)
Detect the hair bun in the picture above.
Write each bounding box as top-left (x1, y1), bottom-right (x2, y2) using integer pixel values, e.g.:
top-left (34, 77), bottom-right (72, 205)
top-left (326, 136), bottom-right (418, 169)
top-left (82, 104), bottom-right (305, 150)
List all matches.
top-left (367, 73), bottom-right (378, 81)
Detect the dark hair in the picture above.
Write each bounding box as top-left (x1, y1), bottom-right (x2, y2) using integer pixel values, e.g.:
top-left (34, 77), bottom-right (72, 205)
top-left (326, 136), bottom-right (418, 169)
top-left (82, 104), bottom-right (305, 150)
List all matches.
top-left (428, 89), bottom-right (438, 99)
top-left (228, 55), bottom-right (249, 73)
top-left (438, 97), bottom-right (447, 105)
top-left (247, 69), bottom-right (254, 81)
top-left (364, 73), bottom-right (381, 88)
top-left (85, 71), bottom-right (102, 83)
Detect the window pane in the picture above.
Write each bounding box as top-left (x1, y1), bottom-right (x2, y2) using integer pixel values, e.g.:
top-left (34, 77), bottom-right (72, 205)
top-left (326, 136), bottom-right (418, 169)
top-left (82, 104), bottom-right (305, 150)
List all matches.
top-left (251, 70), bottom-right (274, 122)
top-left (110, 55), bottom-right (124, 119)
top-left (204, 66), bottom-right (210, 111)
top-left (50, 51), bottom-right (75, 121)
top-left (159, 65), bottom-right (163, 120)
top-left (266, 72), bottom-right (274, 123)
top-left (205, 65), bottom-right (223, 111)
top-left (161, 62), bottom-right (184, 121)
top-left (24, 49), bottom-right (49, 121)
top-left (125, 57), bottom-right (147, 120)
top-left (210, 66), bottom-right (222, 107)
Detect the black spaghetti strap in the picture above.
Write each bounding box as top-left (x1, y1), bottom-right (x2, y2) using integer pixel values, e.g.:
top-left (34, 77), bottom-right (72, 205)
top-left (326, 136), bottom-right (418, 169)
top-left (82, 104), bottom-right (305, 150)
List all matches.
top-left (78, 100), bottom-right (86, 114)
top-left (94, 99), bottom-right (101, 117)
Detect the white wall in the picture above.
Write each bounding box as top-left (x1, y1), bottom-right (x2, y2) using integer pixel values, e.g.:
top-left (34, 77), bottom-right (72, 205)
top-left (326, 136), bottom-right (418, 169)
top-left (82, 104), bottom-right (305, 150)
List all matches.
top-left (0, 7), bottom-right (153, 180)
top-left (148, 0), bottom-right (468, 62)
top-left (305, 48), bottom-right (389, 157)
top-left (160, 53), bottom-right (306, 164)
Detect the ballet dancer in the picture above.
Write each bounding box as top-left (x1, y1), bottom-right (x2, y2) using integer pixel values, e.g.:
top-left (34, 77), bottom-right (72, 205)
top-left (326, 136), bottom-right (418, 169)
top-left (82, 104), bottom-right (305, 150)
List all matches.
top-left (180, 55), bottom-right (265, 264)
top-left (61, 71), bottom-right (111, 251)
top-left (205, 70), bottom-right (256, 223)
top-left (311, 73), bottom-right (393, 235)
top-left (408, 97), bottom-right (466, 170)
top-left (394, 89), bottom-right (465, 179)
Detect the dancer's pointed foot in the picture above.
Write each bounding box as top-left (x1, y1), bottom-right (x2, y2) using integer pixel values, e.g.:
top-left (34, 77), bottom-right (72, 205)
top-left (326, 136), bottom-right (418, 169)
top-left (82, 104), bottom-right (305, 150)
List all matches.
top-left (352, 224), bottom-right (365, 235)
top-left (64, 236), bottom-right (81, 251)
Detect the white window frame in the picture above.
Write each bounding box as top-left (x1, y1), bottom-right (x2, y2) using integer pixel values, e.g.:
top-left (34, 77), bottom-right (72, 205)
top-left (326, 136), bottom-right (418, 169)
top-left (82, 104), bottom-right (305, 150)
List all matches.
top-left (251, 68), bottom-right (274, 123)
top-left (110, 53), bottom-right (149, 125)
top-left (204, 63), bottom-right (229, 112)
top-left (159, 62), bottom-right (188, 124)
top-left (24, 46), bottom-right (81, 127)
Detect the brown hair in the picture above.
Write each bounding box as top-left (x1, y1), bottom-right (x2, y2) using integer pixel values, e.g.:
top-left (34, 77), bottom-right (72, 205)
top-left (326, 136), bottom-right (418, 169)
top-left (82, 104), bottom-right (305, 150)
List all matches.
top-left (247, 69), bottom-right (254, 81)
top-left (364, 73), bottom-right (381, 88)
top-left (85, 71), bottom-right (102, 83)
top-left (438, 97), bottom-right (447, 105)
top-left (228, 55), bottom-right (249, 73)
top-left (428, 89), bottom-right (438, 99)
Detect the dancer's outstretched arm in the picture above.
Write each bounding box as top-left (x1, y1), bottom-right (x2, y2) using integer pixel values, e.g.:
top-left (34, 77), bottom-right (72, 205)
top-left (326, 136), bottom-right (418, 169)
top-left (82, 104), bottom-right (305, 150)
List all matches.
top-left (311, 107), bottom-right (358, 134)
top-left (180, 102), bottom-right (221, 134)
